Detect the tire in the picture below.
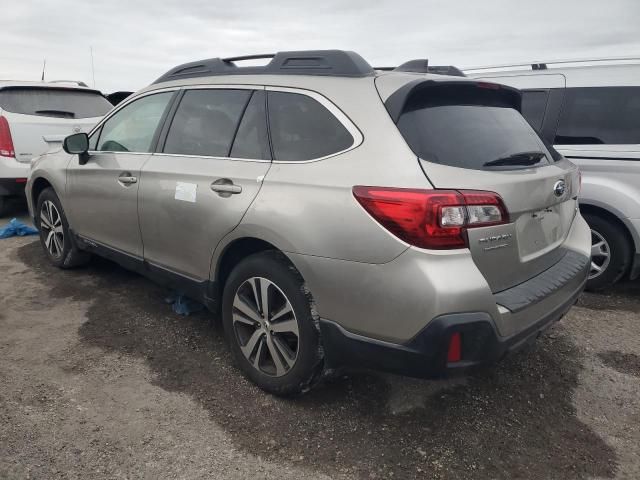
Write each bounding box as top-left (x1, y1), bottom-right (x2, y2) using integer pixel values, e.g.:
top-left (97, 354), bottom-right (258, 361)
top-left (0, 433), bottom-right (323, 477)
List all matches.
top-left (221, 251), bottom-right (324, 396)
top-left (583, 213), bottom-right (631, 291)
top-left (0, 195), bottom-right (6, 217)
top-left (36, 188), bottom-right (90, 268)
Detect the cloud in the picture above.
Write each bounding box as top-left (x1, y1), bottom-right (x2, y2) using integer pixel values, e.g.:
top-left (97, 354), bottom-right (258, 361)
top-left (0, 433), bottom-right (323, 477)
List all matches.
top-left (1, 0), bottom-right (638, 92)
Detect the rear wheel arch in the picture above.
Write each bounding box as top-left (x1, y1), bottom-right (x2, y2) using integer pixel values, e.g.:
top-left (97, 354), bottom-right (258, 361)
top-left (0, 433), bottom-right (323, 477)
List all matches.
top-left (214, 237), bottom-right (304, 295)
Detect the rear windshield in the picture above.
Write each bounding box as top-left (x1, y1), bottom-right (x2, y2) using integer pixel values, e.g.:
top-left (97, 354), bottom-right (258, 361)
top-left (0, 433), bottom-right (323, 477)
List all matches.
top-left (0, 88), bottom-right (112, 119)
top-left (395, 84), bottom-right (552, 170)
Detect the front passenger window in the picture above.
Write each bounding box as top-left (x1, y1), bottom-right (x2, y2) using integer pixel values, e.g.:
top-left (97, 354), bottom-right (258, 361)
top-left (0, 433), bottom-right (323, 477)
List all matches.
top-left (97, 92), bottom-right (174, 153)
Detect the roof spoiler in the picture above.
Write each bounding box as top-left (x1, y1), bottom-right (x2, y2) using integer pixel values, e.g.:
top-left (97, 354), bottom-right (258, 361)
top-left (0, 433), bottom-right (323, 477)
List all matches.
top-left (384, 79), bottom-right (522, 123)
top-left (376, 59), bottom-right (465, 77)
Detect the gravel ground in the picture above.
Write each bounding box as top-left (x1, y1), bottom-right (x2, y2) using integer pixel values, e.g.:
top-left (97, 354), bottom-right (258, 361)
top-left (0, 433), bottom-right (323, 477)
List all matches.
top-left (0, 232), bottom-right (639, 479)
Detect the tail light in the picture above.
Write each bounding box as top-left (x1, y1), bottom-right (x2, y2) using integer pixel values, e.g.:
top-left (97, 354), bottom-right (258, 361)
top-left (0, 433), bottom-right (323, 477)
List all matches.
top-left (0, 116), bottom-right (15, 158)
top-left (447, 332), bottom-right (462, 363)
top-left (352, 186), bottom-right (508, 250)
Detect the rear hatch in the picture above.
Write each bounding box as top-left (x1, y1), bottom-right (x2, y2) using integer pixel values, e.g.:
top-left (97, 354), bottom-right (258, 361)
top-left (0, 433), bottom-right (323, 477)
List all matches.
top-left (0, 86), bottom-right (112, 162)
top-left (380, 78), bottom-right (580, 292)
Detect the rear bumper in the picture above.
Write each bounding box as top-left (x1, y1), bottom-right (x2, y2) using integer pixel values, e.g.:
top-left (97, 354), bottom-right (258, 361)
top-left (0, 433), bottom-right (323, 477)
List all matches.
top-left (320, 245), bottom-right (589, 378)
top-left (320, 268), bottom-right (587, 378)
top-left (0, 178), bottom-right (27, 196)
top-left (0, 156), bottom-right (30, 196)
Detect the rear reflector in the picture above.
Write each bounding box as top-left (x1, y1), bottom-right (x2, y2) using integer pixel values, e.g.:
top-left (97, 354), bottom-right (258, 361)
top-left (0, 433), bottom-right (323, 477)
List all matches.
top-left (447, 332), bottom-right (462, 363)
top-left (15, 178), bottom-right (27, 183)
top-left (0, 116), bottom-right (15, 158)
top-left (352, 186), bottom-right (508, 249)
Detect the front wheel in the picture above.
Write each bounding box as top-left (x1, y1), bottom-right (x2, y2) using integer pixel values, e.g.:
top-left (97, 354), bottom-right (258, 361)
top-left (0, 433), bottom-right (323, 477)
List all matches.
top-left (221, 251), bottom-right (324, 396)
top-left (36, 188), bottom-right (90, 268)
top-left (584, 213), bottom-right (631, 291)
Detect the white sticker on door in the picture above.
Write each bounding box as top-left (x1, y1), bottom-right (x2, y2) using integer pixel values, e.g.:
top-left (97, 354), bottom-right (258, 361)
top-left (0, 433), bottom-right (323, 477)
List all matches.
top-left (175, 182), bottom-right (197, 203)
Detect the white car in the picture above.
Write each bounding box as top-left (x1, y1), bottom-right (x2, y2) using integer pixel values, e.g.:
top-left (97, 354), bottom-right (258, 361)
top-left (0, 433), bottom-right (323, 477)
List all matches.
top-left (466, 57), bottom-right (640, 290)
top-left (0, 81), bottom-right (112, 214)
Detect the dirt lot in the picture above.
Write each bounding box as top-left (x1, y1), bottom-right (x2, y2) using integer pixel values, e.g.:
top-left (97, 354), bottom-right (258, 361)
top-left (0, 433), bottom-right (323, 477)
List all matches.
top-left (1, 226), bottom-right (639, 479)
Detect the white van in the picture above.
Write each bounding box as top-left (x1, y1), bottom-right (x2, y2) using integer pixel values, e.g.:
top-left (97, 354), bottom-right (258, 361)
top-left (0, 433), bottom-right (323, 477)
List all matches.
top-left (466, 58), bottom-right (640, 290)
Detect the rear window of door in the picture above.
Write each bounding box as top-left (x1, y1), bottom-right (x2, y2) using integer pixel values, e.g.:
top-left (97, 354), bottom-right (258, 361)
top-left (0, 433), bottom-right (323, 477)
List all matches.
top-left (230, 90), bottom-right (271, 160)
top-left (521, 90), bottom-right (550, 131)
top-left (96, 92), bottom-right (174, 153)
top-left (163, 89), bottom-right (252, 157)
top-left (555, 87), bottom-right (640, 145)
top-left (0, 87), bottom-right (113, 119)
top-left (267, 91), bottom-right (353, 161)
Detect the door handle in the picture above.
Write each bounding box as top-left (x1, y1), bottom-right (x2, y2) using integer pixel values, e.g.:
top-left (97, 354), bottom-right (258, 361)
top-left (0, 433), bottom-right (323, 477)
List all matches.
top-left (210, 179), bottom-right (242, 197)
top-left (118, 173), bottom-right (138, 185)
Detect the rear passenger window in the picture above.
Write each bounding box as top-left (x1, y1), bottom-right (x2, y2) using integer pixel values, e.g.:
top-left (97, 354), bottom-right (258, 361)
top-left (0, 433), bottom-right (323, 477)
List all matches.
top-left (521, 90), bottom-right (549, 131)
top-left (267, 91), bottom-right (353, 161)
top-left (164, 89), bottom-right (251, 157)
top-left (555, 87), bottom-right (640, 145)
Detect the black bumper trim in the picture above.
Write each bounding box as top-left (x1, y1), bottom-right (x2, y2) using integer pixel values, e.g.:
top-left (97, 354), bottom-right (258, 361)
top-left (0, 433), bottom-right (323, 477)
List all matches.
top-left (319, 275), bottom-right (586, 379)
top-left (0, 178), bottom-right (27, 196)
top-left (493, 250), bottom-right (589, 313)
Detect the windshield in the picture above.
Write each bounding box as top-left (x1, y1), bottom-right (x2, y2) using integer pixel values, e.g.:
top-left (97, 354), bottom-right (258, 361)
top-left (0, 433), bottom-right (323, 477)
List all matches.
top-left (395, 84), bottom-right (552, 171)
top-left (0, 87), bottom-right (112, 119)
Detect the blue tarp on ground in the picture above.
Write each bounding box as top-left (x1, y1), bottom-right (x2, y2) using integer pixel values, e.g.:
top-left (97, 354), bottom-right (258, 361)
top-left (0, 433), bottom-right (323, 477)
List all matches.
top-left (0, 218), bottom-right (38, 239)
top-left (165, 291), bottom-right (205, 316)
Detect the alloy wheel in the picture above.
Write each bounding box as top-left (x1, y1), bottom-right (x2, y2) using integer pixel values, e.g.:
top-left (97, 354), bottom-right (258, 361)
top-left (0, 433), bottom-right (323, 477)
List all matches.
top-left (589, 229), bottom-right (611, 279)
top-left (40, 200), bottom-right (64, 259)
top-left (232, 277), bottom-right (299, 377)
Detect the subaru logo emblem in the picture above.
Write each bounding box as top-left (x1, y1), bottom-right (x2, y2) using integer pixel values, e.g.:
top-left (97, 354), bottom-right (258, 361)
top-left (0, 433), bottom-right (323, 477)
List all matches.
top-left (553, 180), bottom-right (566, 197)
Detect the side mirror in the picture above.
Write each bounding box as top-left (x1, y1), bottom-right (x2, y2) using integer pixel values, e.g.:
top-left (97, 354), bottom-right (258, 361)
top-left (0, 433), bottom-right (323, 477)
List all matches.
top-left (63, 133), bottom-right (90, 165)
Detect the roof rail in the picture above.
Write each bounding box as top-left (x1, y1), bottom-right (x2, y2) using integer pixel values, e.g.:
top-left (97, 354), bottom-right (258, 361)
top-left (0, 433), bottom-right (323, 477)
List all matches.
top-left (464, 55), bottom-right (640, 72)
top-left (375, 60), bottom-right (465, 77)
top-left (48, 80), bottom-right (89, 87)
top-left (153, 50), bottom-right (375, 84)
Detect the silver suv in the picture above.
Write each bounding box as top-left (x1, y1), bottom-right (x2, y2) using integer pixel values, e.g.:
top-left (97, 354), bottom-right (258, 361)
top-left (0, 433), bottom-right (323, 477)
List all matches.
top-left (467, 58), bottom-right (640, 290)
top-left (27, 51), bottom-right (590, 395)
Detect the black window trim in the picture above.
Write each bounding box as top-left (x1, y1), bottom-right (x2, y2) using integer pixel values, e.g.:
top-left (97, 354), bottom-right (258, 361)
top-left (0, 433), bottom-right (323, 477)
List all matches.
top-left (87, 87), bottom-right (180, 155)
top-left (87, 84), bottom-right (363, 163)
top-left (265, 85), bottom-right (363, 164)
top-left (154, 85), bottom-right (271, 163)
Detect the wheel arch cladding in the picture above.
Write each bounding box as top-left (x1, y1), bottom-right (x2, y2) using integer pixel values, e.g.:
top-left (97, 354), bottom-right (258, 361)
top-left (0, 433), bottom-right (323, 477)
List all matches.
top-left (31, 177), bottom-right (53, 208)
top-left (214, 237), bottom-right (305, 294)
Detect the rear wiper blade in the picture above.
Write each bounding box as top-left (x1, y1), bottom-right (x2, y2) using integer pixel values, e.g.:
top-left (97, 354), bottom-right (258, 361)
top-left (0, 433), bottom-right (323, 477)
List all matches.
top-left (483, 152), bottom-right (546, 168)
top-left (34, 109), bottom-right (75, 118)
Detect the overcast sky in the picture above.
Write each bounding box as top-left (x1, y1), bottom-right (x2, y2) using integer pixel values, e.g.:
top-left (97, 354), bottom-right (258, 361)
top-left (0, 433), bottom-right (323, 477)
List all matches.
top-left (1, 0), bottom-right (639, 93)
